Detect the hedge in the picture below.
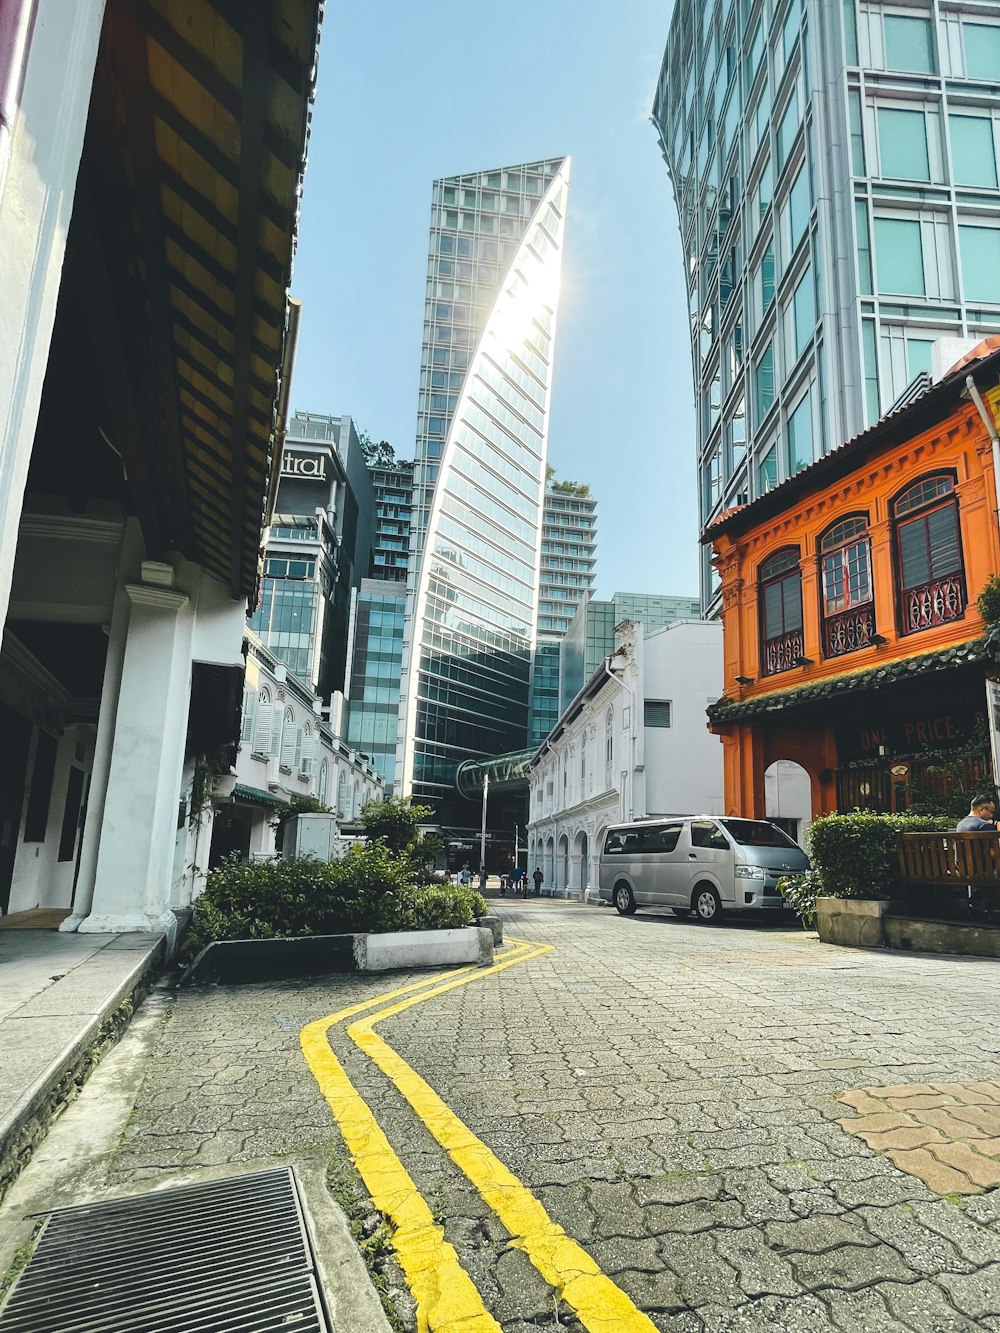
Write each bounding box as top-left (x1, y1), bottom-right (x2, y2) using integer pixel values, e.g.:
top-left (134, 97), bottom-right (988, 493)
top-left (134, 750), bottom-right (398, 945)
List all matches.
top-left (183, 844), bottom-right (486, 958)
top-left (806, 811), bottom-right (953, 900)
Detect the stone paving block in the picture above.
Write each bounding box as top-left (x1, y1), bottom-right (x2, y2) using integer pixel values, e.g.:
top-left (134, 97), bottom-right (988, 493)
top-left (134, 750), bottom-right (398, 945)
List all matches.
top-left (936, 1263), bottom-right (1000, 1319)
top-left (660, 1231), bottom-right (744, 1309)
top-left (855, 1205), bottom-right (977, 1276)
top-left (927, 1142), bottom-right (1000, 1190)
top-left (861, 1125), bottom-right (949, 1151)
top-left (697, 1293), bottom-right (832, 1330)
top-left (905, 1200), bottom-right (1000, 1267)
top-left (830, 1168), bottom-right (936, 1208)
top-left (766, 1212), bottom-right (877, 1254)
top-left (714, 1226), bottom-right (800, 1298)
top-left (877, 1279), bottom-right (983, 1332)
top-left (819, 1284), bottom-right (910, 1331)
top-left (886, 1147), bottom-right (982, 1196)
top-left (789, 1241), bottom-right (915, 1292)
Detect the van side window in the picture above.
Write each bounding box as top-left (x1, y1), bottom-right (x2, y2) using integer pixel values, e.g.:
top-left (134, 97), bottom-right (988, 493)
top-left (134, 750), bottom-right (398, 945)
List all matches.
top-left (690, 820), bottom-right (730, 850)
top-left (642, 823), bottom-right (683, 852)
top-left (604, 829), bottom-right (641, 855)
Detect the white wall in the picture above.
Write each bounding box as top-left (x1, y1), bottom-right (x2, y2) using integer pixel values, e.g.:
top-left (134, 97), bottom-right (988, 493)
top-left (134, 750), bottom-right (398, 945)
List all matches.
top-left (643, 621), bottom-right (724, 816)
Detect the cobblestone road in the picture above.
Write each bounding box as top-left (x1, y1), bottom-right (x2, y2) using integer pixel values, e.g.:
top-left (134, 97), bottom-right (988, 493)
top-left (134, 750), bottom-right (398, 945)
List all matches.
top-left (112, 901), bottom-right (1000, 1331)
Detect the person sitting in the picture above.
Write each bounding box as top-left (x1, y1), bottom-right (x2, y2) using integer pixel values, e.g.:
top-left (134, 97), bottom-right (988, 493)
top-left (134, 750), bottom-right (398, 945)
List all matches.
top-left (957, 794), bottom-right (998, 831)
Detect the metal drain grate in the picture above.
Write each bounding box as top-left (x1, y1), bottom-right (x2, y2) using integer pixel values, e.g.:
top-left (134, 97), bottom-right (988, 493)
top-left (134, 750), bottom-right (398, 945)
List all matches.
top-left (0, 1167), bottom-right (332, 1332)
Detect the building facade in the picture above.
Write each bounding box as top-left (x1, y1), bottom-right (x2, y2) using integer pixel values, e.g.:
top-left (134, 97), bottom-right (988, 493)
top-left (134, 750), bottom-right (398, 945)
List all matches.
top-left (704, 339), bottom-right (1000, 828)
top-left (0, 0), bottom-right (319, 934)
top-left (345, 578), bottom-right (407, 792)
top-left (215, 632), bottom-right (382, 864)
top-left (369, 458), bottom-right (415, 582)
top-left (527, 619), bottom-right (723, 899)
top-left (653, 0), bottom-right (1000, 612)
top-left (560, 591), bottom-right (703, 710)
top-left (396, 157), bottom-right (571, 824)
top-left (528, 482), bottom-right (598, 749)
top-left (249, 412), bottom-right (373, 698)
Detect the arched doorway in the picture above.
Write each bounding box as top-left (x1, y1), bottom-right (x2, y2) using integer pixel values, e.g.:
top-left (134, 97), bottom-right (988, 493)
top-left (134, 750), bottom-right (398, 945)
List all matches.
top-left (764, 760), bottom-right (813, 848)
top-left (545, 836), bottom-right (555, 892)
top-left (558, 833), bottom-right (569, 895)
top-left (575, 830), bottom-right (589, 894)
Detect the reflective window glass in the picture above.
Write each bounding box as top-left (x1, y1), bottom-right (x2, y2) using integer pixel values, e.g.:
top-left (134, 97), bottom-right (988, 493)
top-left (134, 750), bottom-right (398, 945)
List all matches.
top-left (755, 344), bottom-right (775, 422)
top-left (875, 218), bottom-right (924, 295)
top-left (950, 115), bottom-right (998, 188)
top-left (777, 90), bottom-right (800, 167)
top-left (959, 226), bottom-right (1000, 304)
top-left (879, 108), bottom-right (930, 181)
top-left (788, 390), bottom-right (813, 475)
top-left (758, 445), bottom-right (778, 494)
top-left (964, 23), bottom-right (1000, 81)
top-left (885, 14), bottom-right (935, 73)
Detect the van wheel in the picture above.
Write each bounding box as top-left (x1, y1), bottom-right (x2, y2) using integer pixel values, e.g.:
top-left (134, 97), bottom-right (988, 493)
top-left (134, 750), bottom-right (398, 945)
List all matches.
top-left (693, 885), bottom-right (722, 924)
top-left (613, 882), bottom-right (637, 915)
top-left (672, 908), bottom-right (691, 918)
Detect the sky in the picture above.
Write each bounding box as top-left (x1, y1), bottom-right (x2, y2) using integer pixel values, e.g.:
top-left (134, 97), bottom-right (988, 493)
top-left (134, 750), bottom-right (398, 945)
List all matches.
top-left (289, 1), bottom-right (698, 601)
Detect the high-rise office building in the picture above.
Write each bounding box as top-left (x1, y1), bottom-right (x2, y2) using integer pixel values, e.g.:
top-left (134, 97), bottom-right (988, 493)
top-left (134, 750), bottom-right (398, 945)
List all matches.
top-left (396, 156), bottom-right (571, 823)
top-left (528, 481), bottom-right (598, 747)
top-left (653, 1), bottom-right (1000, 613)
top-left (369, 457), bottom-right (415, 582)
top-left (250, 412), bottom-right (372, 697)
top-left (560, 591), bottom-right (702, 708)
top-left (346, 578), bottom-right (407, 791)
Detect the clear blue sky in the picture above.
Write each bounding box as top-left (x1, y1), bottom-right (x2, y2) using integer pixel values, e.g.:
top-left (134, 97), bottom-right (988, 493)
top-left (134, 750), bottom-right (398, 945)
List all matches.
top-left (290, 2), bottom-right (698, 600)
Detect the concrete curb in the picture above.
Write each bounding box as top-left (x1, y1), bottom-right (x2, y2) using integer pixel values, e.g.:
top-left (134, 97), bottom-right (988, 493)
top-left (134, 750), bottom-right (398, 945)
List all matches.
top-left (0, 935), bottom-right (165, 1201)
top-left (179, 925), bottom-right (494, 985)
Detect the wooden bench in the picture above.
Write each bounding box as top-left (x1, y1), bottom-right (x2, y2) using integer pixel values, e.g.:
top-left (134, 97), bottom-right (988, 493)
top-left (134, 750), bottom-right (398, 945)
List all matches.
top-left (896, 832), bottom-right (1000, 919)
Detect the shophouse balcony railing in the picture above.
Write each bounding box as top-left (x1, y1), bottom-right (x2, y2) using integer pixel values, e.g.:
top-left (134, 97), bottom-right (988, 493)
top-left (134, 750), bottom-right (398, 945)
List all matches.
top-left (900, 574), bottom-right (965, 635)
top-left (762, 628), bottom-right (804, 676)
top-left (824, 604), bottom-right (875, 658)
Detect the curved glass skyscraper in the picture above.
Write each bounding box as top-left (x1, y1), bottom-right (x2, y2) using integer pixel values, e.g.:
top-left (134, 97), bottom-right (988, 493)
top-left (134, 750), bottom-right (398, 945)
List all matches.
top-left (397, 157), bottom-right (570, 821)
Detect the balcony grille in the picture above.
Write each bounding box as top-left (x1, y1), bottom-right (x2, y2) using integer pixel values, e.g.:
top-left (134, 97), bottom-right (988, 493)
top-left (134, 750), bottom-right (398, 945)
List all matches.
top-left (762, 628), bottom-right (804, 675)
top-left (901, 574), bottom-right (966, 634)
top-left (824, 604), bottom-right (875, 658)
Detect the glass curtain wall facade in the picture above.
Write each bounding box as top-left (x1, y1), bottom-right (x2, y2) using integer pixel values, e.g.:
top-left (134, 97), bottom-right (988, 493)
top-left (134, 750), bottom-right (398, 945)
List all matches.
top-left (397, 157), bottom-right (570, 820)
top-left (653, 0), bottom-right (1000, 614)
top-left (347, 580), bottom-right (406, 791)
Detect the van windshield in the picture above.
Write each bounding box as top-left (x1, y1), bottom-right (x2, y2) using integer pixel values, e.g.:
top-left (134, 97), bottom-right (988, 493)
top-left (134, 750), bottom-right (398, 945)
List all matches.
top-left (720, 819), bottom-right (798, 849)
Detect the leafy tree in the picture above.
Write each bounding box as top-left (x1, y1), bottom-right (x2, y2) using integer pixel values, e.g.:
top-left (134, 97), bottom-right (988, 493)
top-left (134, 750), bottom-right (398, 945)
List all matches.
top-left (359, 795), bottom-right (434, 855)
top-left (358, 428), bottom-right (398, 469)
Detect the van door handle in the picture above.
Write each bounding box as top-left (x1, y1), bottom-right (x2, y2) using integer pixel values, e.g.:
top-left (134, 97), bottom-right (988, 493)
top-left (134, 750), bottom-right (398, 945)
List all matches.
top-left (688, 852), bottom-right (697, 859)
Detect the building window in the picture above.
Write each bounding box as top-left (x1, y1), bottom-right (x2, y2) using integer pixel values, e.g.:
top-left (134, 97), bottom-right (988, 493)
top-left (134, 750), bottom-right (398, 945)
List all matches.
top-left (787, 387), bottom-right (813, 475)
top-left (644, 701), bottom-right (672, 728)
top-left (604, 706), bottom-right (614, 788)
top-left (959, 225), bottom-right (1000, 305)
top-left (280, 708), bottom-right (296, 770)
top-left (754, 343), bottom-right (775, 424)
top-left (893, 475), bottom-right (966, 635)
top-left (878, 107), bottom-right (930, 182)
top-left (757, 444), bottom-right (778, 495)
top-left (950, 115), bottom-right (998, 189)
top-left (253, 688), bottom-right (272, 755)
top-left (963, 22), bottom-right (1000, 81)
top-left (874, 217), bottom-right (924, 296)
top-left (820, 516), bottom-right (875, 657)
top-left (884, 14), bottom-right (935, 73)
top-left (759, 548), bottom-right (804, 676)
top-left (317, 759), bottom-right (329, 805)
top-left (785, 266), bottom-right (815, 364)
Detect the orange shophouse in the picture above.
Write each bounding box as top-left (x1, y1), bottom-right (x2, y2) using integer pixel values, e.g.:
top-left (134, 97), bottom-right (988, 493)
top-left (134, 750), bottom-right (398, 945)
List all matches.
top-left (704, 340), bottom-right (1000, 837)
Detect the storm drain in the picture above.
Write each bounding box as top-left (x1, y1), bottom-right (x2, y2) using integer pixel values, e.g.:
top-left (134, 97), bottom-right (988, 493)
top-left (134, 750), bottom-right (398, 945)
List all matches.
top-left (0, 1167), bottom-right (332, 1332)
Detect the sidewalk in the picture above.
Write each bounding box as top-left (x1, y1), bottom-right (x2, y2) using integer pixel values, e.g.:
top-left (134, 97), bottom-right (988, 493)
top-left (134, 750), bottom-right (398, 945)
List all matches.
top-left (0, 926), bottom-right (165, 1198)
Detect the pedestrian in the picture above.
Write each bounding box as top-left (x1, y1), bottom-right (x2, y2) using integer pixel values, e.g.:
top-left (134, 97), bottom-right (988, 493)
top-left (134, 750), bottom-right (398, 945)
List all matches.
top-left (499, 872), bottom-right (508, 896)
top-left (512, 865), bottom-right (523, 895)
top-left (478, 866), bottom-right (488, 892)
top-left (957, 794), bottom-right (997, 831)
top-left (532, 866), bottom-right (544, 897)
top-left (459, 863), bottom-right (471, 886)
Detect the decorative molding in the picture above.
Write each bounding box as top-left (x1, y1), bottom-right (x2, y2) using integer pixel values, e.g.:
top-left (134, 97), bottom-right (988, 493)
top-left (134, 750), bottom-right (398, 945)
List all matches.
top-left (125, 583), bottom-right (189, 613)
top-left (18, 513), bottom-right (124, 546)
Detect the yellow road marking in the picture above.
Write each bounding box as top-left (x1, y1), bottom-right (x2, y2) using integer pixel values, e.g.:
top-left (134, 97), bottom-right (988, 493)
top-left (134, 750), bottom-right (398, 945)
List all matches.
top-left (346, 942), bottom-right (659, 1333)
top-left (300, 951), bottom-right (534, 1332)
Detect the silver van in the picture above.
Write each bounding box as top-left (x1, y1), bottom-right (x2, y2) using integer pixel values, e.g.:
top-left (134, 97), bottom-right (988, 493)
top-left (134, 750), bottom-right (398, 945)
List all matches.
top-left (598, 816), bottom-right (809, 923)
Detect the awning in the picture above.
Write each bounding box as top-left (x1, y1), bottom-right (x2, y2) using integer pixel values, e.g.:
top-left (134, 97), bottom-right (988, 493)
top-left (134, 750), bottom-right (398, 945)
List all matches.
top-left (233, 784), bottom-right (288, 810)
top-left (86, 0), bottom-right (321, 598)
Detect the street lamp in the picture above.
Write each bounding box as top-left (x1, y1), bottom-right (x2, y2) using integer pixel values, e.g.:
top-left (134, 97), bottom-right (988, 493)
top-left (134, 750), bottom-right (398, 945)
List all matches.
top-left (480, 773), bottom-right (489, 872)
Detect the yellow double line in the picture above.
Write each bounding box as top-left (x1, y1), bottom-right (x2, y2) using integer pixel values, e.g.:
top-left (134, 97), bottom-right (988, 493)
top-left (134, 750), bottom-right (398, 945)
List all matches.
top-left (301, 939), bottom-right (658, 1333)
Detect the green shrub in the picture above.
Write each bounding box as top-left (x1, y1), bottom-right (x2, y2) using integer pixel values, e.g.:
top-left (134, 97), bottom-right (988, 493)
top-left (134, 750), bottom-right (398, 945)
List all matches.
top-left (184, 845), bottom-right (486, 958)
top-left (806, 810), bottom-right (953, 900)
top-left (777, 870), bottom-right (822, 928)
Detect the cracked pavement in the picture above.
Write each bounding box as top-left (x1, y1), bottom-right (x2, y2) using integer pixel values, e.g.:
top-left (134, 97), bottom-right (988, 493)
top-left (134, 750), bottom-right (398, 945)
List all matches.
top-left (104, 901), bottom-right (1000, 1329)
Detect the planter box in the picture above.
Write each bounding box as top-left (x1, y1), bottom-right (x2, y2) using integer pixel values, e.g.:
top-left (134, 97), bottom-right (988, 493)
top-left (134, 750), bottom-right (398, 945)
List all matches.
top-left (816, 897), bottom-right (891, 949)
top-left (180, 925), bottom-right (493, 985)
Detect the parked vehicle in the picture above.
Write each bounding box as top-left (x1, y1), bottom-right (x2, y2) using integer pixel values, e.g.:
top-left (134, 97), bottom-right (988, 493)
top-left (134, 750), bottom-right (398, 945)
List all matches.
top-left (598, 816), bottom-right (809, 923)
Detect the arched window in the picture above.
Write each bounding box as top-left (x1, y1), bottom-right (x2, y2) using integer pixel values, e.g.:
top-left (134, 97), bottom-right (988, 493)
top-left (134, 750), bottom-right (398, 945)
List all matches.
top-left (317, 759), bottom-right (329, 805)
top-left (352, 779), bottom-right (362, 819)
top-left (337, 770), bottom-right (348, 817)
top-left (580, 742), bottom-right (587, 796)
top-left (820, 516), bottom-right (874, 657)
top-left (759, 547), bottom-right (803, 675)
top-left (604, 707), bottom-right (614, 788)
top-left (893, 474), bottom-right (965, 634)
top-left (253, 687), bottom-right (272, 755)
top-left (280, 708), bottom-right (295, 769)
top-left (300, 723), bottom-right (312, 777)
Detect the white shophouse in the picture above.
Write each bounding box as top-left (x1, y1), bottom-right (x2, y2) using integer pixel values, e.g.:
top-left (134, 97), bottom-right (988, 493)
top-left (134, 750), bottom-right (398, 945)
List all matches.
top-left (213, 634), bottom-right (382, 863)
top-left (527, 619), bottom-right (723, 899)
top-left (0, 1), bottom-right (321, 943)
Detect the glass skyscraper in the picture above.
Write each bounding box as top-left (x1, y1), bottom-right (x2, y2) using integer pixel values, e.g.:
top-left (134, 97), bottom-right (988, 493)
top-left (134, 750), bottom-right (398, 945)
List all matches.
top-left (528, 482), bottom-right (598, 748)
top-left (653, 1), bottom-right (1000, 613)
top-left (396, 156), bottom-right (570, 822)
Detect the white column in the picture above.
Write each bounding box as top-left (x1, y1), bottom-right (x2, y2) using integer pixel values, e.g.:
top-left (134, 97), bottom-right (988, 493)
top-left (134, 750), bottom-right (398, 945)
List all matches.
top-left (79, 580), bottom-right (191, 934)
